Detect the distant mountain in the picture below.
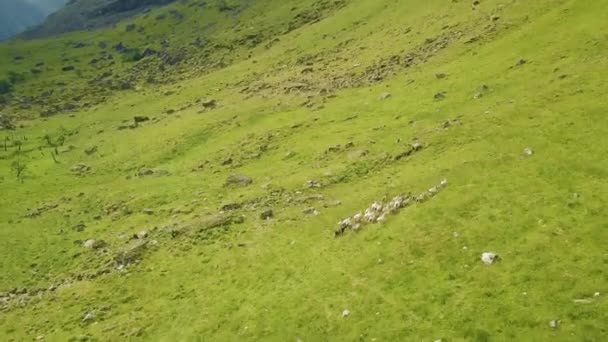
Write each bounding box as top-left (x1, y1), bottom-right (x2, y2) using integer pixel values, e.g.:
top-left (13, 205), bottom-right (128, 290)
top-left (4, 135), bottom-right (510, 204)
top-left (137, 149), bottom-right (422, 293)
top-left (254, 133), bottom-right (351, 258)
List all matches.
top-left (21, 0), bottom-right (176, 39)
top-left (0, 0), bottom-right (45, 40)
top-left (0, 0), bottom-right (68, 41)
top-left (24, 0), bottom-right (68, 14)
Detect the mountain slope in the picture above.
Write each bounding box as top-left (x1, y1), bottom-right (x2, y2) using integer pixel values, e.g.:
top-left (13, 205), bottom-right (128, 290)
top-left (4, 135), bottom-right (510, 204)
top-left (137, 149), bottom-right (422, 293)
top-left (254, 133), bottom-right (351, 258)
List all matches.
top-left (0, 0), bottom-right (607, 340)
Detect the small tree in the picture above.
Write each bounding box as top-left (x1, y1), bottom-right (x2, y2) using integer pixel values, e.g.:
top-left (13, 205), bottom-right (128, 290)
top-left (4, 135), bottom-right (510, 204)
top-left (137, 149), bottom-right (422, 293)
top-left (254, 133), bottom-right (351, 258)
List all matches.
top-left (11, 159), bottom-right (26, 182)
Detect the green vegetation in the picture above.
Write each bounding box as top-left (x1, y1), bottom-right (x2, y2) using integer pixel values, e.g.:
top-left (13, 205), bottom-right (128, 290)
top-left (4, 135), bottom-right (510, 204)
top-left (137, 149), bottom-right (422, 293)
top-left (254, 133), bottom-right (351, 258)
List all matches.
top-left (0, 79), bottom-right (10, 94)
top-left (0, 0), bottom-right (606, 340)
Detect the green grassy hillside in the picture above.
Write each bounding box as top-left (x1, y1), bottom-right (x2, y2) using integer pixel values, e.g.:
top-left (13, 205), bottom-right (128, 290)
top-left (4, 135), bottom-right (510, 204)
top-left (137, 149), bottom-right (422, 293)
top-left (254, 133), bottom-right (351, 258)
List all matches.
top-left (1, 0), bottom-right (607, 340)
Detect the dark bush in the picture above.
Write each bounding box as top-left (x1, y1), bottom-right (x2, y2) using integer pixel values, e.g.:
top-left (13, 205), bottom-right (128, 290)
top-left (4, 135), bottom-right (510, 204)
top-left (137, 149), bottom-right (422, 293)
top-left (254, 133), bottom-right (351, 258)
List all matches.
top-left (7, 71), bottom-right (25, 84)
top-left (122, 48), bottom-right (144, 62)
top-left (0, 79), bottom-right (12, 94)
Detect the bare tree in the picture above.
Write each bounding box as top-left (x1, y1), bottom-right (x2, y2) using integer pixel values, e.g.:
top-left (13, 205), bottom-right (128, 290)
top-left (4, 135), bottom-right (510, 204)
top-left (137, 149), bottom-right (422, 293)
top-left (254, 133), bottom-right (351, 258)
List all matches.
top-left (11, 159), bottom-right (26, 182)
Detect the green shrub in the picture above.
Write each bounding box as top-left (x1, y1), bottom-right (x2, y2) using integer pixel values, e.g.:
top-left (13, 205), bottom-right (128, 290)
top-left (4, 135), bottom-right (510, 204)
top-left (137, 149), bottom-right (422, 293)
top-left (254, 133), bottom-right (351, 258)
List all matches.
top-left (122, 48), bottom-right (144, 62)
top-left (7, 71), bottom-right (25, 84)
top-left (0, 79), bottom-right (12, 94)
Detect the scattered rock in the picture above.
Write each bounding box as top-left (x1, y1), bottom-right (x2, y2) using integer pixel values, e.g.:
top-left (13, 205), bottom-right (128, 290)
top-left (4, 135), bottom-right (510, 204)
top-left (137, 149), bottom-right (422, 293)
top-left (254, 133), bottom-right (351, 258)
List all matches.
top-left (82, 312), bottom-right (95, 323)
top-left (225, 174), bottom-right (253, 187)
top-left (138, 168), bottom-right (170, 177)
top-left (305, 180), bottom-right (322, 188)
top-left (114, 240), bottom-right (148, 267)
top-left (84, 146), bottom-right (98, 155)
top-left (201, 99), bottom-right (217, 109)
top-left (135, 231), bottom-right (148, 239)
top-left (72, 223), bottom-right (86, 232)
top-left (70, 164), bottom-right (91, 174)
top-left (221, 157), bottom-right (233, 165)
top-left (326, 145), bottom-right (341, 153)
top-left (323, 200), bottom-right (342, 208)
top-left (348, 149), bottom-right (369, 159)
top-left (197, 213), bottom-right (242, 231)
top-left (481, 252), bottom-right (499, 265)
top-left (133, 116), bottom-right (149, 123)
top-left (142, 208), bottom-right (154, 215)
top-left (379, 92), bottom-right (392, 100)
top-left (83, 239), bottom-right (106, 250)
top-left (221, 203), bottom-right (242, 211)
top-left (435, 73), bottom-right (448, 79)
top-left (303, 207), bottom-right (319, 215)
top-left (522, 147), bottom-right (534, 157)
top-left (342, 309), bottom-right (350, 317)
top-left (549, 319), bottom-right (560, 329)
top-left (474, 84), bottom-right (490, 99)
top-left (434, 92), bottom-right (446, 100)
top-left (394, 142), bottom-right (423, 161)
top-left (260, 209), bottom-right (274, 220)
top-left (336, 179), bottom-right (448, 236)
top-left (573, 299), bottom-right (592, 304)
top-left (516, 58), bottom-right (528, 66)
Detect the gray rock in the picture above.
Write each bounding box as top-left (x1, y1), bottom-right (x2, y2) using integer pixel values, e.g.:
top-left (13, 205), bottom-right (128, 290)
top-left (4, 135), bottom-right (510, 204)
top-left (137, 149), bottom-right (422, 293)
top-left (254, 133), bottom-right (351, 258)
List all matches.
top-left (82, 312), bottom-right (95, 323)
top-left (481, 252), bottom-right (499, 265)
top-left (138, 168), bottom-right (170, 177)
top-left (379, 92), bottom-right (392, 100)
top-left (523, 147), bottom-right (534, 156)
top-left (221, 202), bottom-right (242, 211)
top-left (133, 116), bottom-right (149, 123)
top-left (83, 239), bottom-right (106, 250)
top-left (225, 174), bottom-right (253, 187)
top-left (70, 164), bottom-right (90, 174)
top-left (84, 146), bottom-right (98, 155)
top-left (549, 319), bottom-right (559, 329)
top-left (323, 200), bottom-right (342, 208)
top-left (201, 99), bottom-right (217, 109)
top-left (114, 240), bottom-right (148, 267)
top-left (135, 231), bottom-right (148, 239)
top-left (303, 207), bottom-right (319, 215)
top-left (197, 213), bottom-right (242, 231)
top-left (434, 92), bottom-right (446, 100)
top-left (305, 180), bottom-right (322, 188)
top-left (260, 209), bottom-right (274, 220)
top-left (72, 223), bottom-right (86, 232)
